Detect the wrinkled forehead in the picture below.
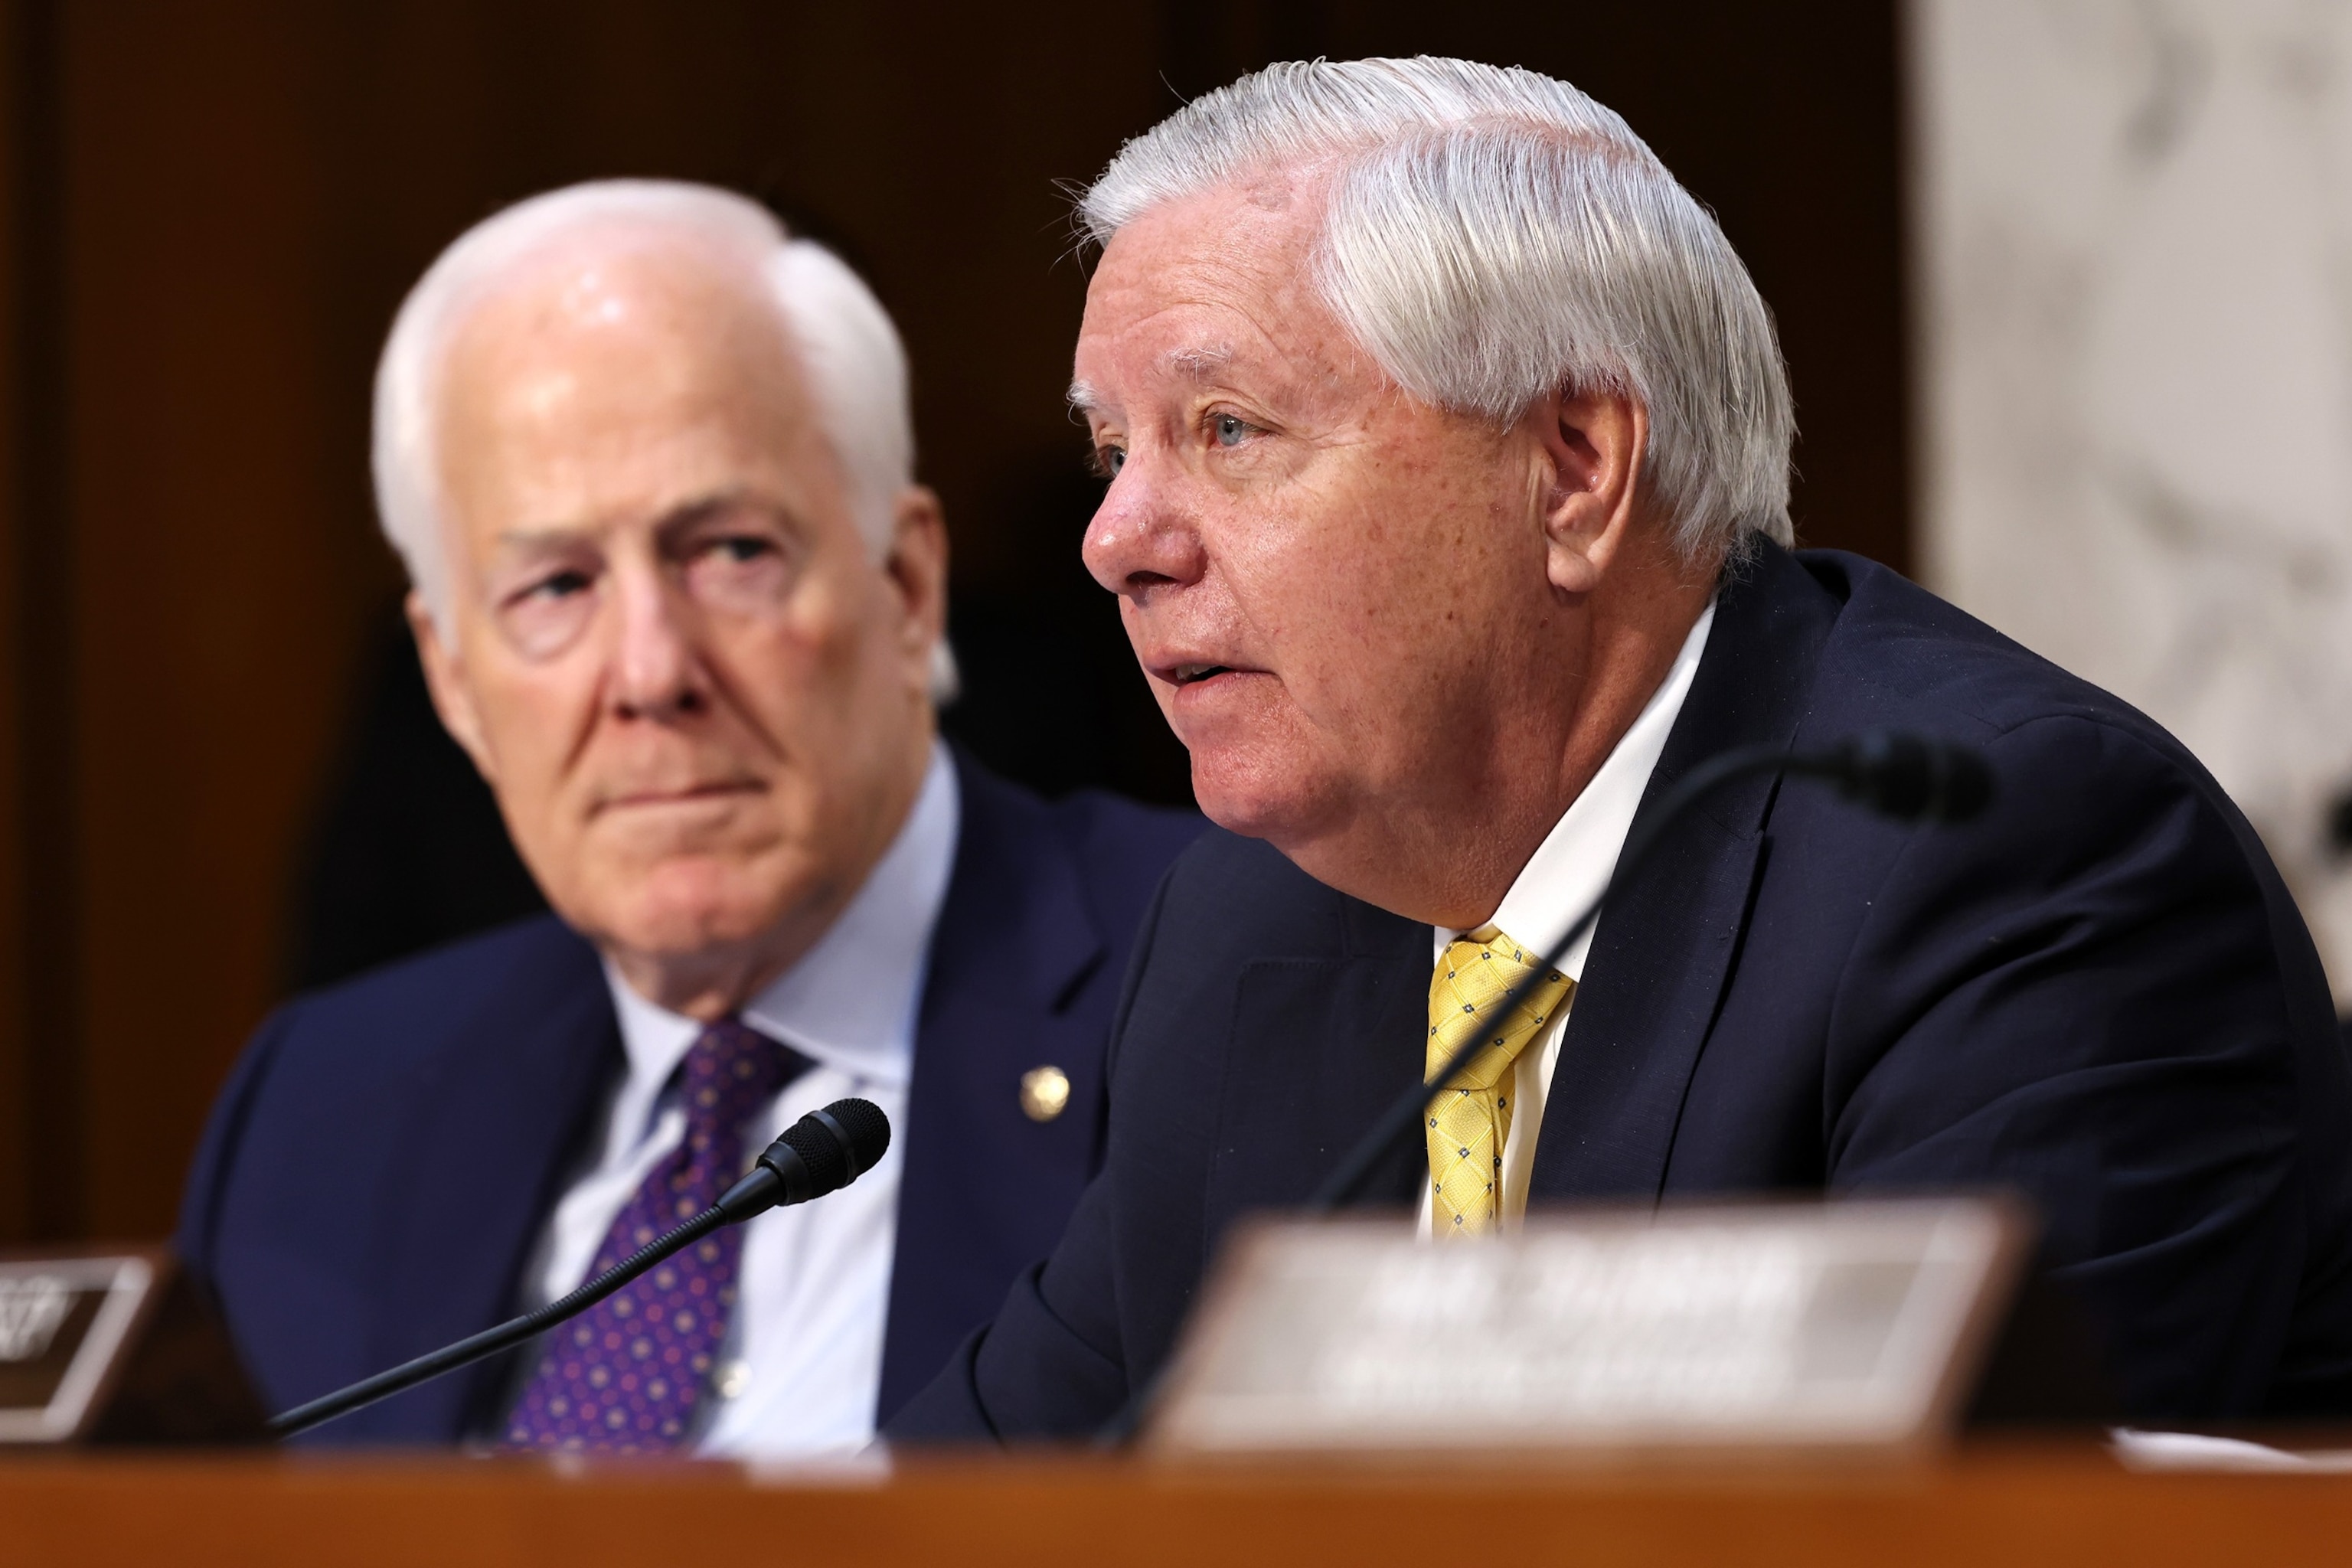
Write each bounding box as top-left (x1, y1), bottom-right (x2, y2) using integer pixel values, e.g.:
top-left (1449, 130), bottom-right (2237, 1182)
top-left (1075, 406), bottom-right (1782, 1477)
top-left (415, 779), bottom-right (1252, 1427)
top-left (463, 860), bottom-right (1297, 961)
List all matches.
top-left (427, 237), bottom-right (839, 545)
top-left (1071, 171), bottom-right (1364, 416)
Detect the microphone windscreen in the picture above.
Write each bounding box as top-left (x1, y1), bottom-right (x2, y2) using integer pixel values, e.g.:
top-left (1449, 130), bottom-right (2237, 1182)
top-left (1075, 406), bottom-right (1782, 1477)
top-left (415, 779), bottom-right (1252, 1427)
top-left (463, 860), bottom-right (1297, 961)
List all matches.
top-left (776, 1098), bottom-right (893, 1199)
top-left (818, 1097), bottom-right (892, 1181)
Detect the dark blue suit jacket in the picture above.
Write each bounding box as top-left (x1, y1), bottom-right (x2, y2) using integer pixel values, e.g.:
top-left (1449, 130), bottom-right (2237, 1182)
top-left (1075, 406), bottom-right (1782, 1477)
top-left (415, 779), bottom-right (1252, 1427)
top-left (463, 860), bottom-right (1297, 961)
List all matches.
top-left (890, 544), bottom-right (2352, 1440)
top-left (175, 752), bottom-right (1204, 1442)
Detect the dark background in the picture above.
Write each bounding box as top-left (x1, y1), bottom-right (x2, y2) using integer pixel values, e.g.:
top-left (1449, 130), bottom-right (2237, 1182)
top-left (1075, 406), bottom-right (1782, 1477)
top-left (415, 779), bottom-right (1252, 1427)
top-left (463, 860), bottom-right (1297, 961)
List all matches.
top-left (0, 1), bottom-right (1908, 1245)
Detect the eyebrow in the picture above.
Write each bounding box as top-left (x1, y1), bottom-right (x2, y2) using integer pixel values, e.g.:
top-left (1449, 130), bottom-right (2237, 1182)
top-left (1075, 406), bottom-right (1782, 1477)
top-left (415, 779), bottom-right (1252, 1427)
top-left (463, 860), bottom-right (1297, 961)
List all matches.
top-left (494, 520), bottom-right (595, 552)
top-left (1067, 344), bottom-right (1238, 415)
top-left (492, 488), bottom-right (770, 551)
top-left (1164, 345), bottom-right (1233, 381)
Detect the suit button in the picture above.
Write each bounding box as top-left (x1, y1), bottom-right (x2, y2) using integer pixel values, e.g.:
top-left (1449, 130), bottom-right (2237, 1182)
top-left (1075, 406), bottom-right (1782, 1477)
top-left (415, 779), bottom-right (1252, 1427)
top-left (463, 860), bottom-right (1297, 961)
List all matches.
top-left (1020, 1065), bottom-right (1071, 1122)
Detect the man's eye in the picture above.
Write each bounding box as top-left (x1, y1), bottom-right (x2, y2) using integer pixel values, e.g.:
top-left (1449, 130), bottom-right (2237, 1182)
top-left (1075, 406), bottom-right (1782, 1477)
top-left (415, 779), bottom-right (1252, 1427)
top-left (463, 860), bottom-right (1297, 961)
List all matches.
top-left (527, 569), bottom-right (592, 601)
top-left (705, 536), bottom-right (773, 564)
top-left (1097, 445), bottom-right (1127, 477)
top-left (1213, 413), bottom-right (1252, 447)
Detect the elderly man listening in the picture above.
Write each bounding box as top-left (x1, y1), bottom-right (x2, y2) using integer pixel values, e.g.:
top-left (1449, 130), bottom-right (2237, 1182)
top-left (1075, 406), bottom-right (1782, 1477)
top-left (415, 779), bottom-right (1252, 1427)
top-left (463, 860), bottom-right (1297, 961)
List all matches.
top-left (890, 57), bottom-right (2352, 1438)
top-left (176, 181), bottom-right (1200, 1454)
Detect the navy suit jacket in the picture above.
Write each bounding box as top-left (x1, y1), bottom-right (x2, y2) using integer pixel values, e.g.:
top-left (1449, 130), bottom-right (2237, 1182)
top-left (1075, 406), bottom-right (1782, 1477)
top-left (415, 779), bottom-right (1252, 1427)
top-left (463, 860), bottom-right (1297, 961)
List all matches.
top-left (175, 751), bottom-right (1204, 1442)
top-left (890, 544), bottom-right (2352, 1441)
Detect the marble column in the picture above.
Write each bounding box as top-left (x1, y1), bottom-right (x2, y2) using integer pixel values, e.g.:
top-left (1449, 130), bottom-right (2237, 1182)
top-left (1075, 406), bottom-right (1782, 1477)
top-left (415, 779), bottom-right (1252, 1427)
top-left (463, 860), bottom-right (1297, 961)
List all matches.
top-left (1912, 0), bottom-right (2352, 1001)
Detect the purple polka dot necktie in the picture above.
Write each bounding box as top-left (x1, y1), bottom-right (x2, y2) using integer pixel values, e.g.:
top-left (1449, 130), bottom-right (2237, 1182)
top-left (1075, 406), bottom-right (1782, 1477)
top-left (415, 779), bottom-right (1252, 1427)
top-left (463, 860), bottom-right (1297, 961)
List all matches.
top-left (503, 1018), bottom-right (808, 1452)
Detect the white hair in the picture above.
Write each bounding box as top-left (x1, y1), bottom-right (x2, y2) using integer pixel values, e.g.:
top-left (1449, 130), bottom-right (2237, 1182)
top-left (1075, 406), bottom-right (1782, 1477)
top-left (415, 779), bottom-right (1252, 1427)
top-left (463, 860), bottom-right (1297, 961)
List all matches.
top-left (373, 178), bottom-right (920, 629)
top-left (1081, 57), bottom-right (1795, 561)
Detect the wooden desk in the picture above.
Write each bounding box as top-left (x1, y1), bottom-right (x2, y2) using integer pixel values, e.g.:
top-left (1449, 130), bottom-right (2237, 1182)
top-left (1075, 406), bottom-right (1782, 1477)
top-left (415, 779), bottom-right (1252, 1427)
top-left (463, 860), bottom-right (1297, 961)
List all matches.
top-left (2, 1440), bottom-right (2349, 1566)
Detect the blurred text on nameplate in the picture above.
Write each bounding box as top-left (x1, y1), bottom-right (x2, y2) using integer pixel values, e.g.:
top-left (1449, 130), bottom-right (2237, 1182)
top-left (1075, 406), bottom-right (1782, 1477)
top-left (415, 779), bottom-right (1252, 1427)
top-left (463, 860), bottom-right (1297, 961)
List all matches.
top-left (1147, 1197), bottom-right (2026, 1463)
top-left (0, 1248), bottom-right (265, 1445)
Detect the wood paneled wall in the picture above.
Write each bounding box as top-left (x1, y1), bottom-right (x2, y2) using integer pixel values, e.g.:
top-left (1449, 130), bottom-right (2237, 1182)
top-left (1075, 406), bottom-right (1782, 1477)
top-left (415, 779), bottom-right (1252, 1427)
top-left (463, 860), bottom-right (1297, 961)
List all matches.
top-left (0, 1), bottom-right (1908, 1244)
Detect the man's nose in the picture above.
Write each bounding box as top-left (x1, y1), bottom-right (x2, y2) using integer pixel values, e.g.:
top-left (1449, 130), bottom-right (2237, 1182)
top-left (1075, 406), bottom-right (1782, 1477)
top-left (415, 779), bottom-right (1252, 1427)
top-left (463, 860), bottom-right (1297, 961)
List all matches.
top-left (609, 567), bottom-right (706, 721)
top-left (1082, 458), bottom-right (1207, 600)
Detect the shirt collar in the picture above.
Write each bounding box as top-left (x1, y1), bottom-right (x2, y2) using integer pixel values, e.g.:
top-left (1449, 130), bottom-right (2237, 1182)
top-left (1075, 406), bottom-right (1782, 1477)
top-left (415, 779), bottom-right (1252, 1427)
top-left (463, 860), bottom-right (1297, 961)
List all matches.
top-left (603, 744), bottom-right (962, 1120)
top-left (1436, 597), bottom-right (1717, 979)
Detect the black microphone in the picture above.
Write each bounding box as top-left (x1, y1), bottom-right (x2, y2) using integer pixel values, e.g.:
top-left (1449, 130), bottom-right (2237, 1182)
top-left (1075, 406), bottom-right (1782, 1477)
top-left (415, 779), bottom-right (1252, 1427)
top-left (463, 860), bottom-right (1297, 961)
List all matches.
top-left (268, 1096), bottom-right (891, 1440)
top-left (714, 1098), bottom-right (891, 1218)
top-left (1094, 730), bottom-right (1993, 1448)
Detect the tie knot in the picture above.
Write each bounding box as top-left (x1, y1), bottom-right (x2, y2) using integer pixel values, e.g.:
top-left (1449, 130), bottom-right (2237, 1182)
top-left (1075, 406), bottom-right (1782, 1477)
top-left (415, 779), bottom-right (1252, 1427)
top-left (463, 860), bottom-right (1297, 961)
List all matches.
top-left (681, 1018), bottom-right (808, 1130)
top-left (1426, 924), bottom-right (1573, 1090)
top-left (1439, 926), bottom-right (1560, 987)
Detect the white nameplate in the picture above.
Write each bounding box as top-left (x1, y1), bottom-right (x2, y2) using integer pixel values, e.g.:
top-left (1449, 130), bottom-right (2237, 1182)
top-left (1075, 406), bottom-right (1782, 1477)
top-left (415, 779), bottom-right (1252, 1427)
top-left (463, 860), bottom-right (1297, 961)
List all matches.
top-left (1148, 1198), bottom-right (2024, 1461)
top-left (0, 1255), bottom-right (154, 1442)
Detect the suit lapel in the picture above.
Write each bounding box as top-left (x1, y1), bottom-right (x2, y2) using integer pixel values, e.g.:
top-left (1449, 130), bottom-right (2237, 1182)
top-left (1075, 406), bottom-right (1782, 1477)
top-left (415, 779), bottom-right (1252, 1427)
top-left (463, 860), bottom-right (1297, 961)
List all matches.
top-left (351, 925), bottom-right (619, 1440)
top-left (1203, 894), bottom-right (1429, 1241)
top-left (1530, 543), bottom-right (1841, 1201)
top-left (879, 751), bottom-right (1109, 1421)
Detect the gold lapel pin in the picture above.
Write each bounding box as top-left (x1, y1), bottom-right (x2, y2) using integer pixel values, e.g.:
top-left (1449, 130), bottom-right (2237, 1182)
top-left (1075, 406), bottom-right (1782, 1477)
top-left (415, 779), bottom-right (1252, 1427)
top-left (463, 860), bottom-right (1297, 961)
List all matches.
top-left (1020, 1065), bottom-right (1071, 1123)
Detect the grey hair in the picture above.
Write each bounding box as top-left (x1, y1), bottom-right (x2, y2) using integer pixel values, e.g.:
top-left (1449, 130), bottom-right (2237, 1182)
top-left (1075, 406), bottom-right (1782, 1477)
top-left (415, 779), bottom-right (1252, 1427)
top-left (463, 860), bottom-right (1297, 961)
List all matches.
top-left (1080, 58), bottom-right (1795, 560)
top-left (372, 178), bottom-right (925, 632)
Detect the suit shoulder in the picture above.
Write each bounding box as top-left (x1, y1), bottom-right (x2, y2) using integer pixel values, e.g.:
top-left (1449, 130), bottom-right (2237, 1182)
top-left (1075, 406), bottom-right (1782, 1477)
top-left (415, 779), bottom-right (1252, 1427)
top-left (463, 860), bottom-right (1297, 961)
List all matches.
top-left (1044, 789), bottom-right (1208, 882)
top-left (951, 747), bottom-right (1207, 912)
top-left (181, 912), bottom-right (612, 1266)
top-left (261, 913), bottom-right (601, 1080)
top-left (1794, 550), bottom-right (2194, 756)
top-left (1788, 551), bottom-right (2328, 1031)
top-left (1155, 826), bottom-right (1404, 961)
top-left (1161, 822), bottom-right (1295, 898)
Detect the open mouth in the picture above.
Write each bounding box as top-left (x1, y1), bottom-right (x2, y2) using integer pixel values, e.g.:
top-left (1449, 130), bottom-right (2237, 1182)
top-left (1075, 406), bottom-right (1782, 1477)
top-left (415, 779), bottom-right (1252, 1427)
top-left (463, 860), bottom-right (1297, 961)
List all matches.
top-left (1171, 663), bottom-right (1235, 686)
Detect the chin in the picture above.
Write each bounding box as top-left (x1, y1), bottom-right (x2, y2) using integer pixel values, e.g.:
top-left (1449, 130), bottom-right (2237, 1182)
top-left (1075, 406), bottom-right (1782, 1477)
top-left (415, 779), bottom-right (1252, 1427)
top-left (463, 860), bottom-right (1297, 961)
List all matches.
top-left (1187, 743), bottom-right (1343, 851)
top-left (584, 855), bottom-right (802, 959)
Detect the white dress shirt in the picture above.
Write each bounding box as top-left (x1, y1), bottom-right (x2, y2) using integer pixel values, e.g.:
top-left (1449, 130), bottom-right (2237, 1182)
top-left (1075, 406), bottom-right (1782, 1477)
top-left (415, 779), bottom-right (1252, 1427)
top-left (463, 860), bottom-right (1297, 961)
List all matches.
top-left (518, 744), bottom-right (960, 1458)
top-left (1419, 599), bottom-right (1716, 1236)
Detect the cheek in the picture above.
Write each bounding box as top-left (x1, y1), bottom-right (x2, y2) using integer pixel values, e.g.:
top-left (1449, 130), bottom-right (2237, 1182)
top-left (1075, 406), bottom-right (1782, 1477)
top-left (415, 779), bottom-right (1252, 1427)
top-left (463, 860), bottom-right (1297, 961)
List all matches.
top-left (465, 661), bottom-right (597, 785)
top-left (1119, 597), bottom-right (1179, 704)
top-left (1229, 464), bottom-right (1508, 747)
top-left (711, 574), bottom-right (902, 741)
top-left (1217, 494), bottom-right (1406, 697)
top-left (456, 668), bottom-right (603, 883)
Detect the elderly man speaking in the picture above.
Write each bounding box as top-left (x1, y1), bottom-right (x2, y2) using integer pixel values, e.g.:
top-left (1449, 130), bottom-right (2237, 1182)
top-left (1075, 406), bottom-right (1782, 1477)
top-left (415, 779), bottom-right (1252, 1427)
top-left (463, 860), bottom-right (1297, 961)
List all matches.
top-left (175, 181), bottom-right (1200, 1454)
top-left (890, 57), bottom-right (2352, 1439)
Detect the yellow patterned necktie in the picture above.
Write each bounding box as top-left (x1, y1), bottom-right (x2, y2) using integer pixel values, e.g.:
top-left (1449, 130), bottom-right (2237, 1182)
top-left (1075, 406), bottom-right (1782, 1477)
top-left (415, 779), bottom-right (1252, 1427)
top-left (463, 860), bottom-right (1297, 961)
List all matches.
top-left (1425, 925), bottom-right (1574, 1237)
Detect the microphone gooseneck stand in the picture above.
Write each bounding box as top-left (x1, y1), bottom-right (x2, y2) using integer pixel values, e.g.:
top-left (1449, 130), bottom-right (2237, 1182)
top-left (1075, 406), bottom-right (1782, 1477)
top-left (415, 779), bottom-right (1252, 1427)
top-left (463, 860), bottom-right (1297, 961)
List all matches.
top-left (1093, 730), bottom-right (1994, 1448)
top-left (269, 1097), bottom-right (892, 1440)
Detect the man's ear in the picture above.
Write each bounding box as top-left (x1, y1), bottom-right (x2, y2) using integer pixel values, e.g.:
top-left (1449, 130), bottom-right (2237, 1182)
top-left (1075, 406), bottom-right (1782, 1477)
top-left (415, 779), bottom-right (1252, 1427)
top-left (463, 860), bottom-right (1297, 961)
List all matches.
top-left (405, 590), bottom-right (498, 784)
top-left (883, 485), bottom-right (950, 694)
top-left (1530, 387), bottom-right (1648, 597)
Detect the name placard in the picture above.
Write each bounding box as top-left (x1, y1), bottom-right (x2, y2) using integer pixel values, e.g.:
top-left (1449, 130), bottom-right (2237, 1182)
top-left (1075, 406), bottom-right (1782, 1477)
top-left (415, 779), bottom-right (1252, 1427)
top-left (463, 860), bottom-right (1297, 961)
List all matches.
top-left (0, 1255), bottom-right (155, 1441)
top-left (0, 1249), bottom-right (263, 1445)
top-left (1148, 1198), bottom-right (2024, 1462)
